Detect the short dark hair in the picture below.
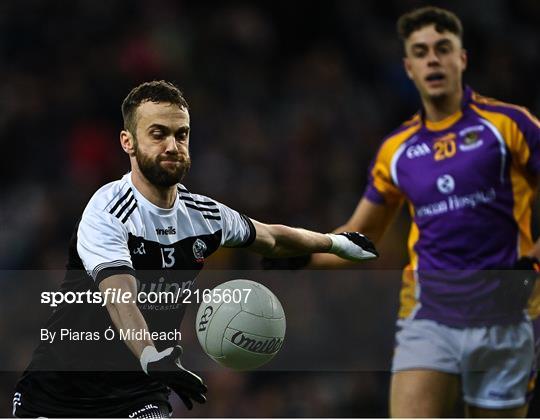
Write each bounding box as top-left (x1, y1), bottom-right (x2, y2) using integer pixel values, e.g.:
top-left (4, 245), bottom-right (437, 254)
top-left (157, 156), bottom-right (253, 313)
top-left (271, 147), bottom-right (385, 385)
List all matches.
top-left (397, 6), bottom-right (463, 42)
top-left (121, 80), bottom-right (189, 133)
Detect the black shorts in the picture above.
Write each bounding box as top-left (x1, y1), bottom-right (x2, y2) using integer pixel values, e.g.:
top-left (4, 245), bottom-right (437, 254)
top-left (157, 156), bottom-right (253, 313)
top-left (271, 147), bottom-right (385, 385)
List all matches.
top-left (13, 391), bottom-right (171, 418)
top-left (13, 371), bottom-right (171, 418)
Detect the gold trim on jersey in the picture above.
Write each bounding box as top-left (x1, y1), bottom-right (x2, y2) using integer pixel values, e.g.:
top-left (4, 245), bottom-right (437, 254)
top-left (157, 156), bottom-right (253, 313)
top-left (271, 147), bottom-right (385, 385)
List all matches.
top-left (470, 103), bottom-right (539, 318)
top-left (399, 212), bottom-right (420, 319)
top-left (425, 110), bottom-right (463, 131)
top-left (371, 123), bottom-right (423, 318)
top-left (399, 264), bottom-right (418, 319)
top-left (472, 93), bottom-right (540, 130)
top-left (370, 124), bottom-right (421, 204)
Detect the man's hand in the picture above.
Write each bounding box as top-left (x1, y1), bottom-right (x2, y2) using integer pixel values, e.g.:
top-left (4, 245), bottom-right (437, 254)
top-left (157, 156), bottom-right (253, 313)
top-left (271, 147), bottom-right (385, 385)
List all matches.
top-left (327, 232), bottom-right (378, 261)
top-left (141, 345), bottom-right (207, 410)
top-left (507, 256), bottom-right (540, 308)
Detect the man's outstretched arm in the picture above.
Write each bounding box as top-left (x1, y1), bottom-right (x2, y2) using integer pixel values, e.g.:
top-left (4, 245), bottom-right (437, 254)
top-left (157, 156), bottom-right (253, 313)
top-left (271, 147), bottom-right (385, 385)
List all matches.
top-left (309, 197), bottom-right (400, 268)
top-left (260, 198), bottom-right (399, 269)
top-left (247, 219), bottom-right (378, 261)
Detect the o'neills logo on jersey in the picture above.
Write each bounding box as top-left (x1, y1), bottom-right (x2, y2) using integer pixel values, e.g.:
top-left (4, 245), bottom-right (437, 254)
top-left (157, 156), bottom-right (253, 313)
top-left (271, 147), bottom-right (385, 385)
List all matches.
top-left (193, 239), bottom-right (207, 262)
top-left (231, 331), bottom-right (283, 354)
top-left (156, 226), bottom-right (176, 235)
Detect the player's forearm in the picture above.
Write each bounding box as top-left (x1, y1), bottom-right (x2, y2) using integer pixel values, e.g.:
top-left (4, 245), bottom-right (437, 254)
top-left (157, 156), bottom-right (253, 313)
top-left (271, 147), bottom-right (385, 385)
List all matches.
top-left (308, 252), bottom-right (358, 268)
top-left (105, 301), bottom-right (154, 358)
top-left (306, 200), bottom-right (394, 268)
top-left (99, 274), bottom-right (154, 359)
top-left (254, 224), bottom-right (332, 257)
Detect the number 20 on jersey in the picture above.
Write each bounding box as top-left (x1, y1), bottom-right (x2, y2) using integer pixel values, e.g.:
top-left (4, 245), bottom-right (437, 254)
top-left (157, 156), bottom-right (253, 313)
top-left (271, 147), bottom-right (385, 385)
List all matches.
top-left (433, 134), bottom-right (456, 161)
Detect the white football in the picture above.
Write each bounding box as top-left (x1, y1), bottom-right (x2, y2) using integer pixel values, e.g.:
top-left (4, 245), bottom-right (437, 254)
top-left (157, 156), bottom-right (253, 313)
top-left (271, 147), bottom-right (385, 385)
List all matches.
top-left (195, 279), bottom-right (286, 370)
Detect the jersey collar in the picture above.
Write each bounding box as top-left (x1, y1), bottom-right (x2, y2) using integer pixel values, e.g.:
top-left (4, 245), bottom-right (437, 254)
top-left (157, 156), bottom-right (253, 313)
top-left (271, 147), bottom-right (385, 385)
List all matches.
top-left (125, 172), bottom-right (179, 216)
top-left (421, 86), bottom-right (473, 132)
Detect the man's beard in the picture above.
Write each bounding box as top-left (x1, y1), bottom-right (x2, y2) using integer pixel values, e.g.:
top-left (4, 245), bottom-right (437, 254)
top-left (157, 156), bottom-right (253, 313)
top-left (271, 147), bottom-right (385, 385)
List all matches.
top-left (135, 146), bottom-right (191, 187)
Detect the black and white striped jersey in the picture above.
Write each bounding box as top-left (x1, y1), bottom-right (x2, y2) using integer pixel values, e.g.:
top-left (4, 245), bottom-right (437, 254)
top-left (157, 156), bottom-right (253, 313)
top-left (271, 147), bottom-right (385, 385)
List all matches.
top-left (77, 172), bottom-right (255, 283)
top-left (16, 173), bottom-right (256, 415)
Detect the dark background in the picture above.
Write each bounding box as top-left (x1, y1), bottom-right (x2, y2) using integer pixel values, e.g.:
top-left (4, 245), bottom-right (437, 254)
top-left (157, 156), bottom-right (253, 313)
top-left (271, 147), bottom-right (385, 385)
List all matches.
top-left (0, 0), bottom-right (539, 416)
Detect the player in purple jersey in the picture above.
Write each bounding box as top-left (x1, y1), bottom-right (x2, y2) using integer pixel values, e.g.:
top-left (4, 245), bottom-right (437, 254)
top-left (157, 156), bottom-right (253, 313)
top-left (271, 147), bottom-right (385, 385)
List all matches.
top-left (264, 6), bottom-right (540, 418)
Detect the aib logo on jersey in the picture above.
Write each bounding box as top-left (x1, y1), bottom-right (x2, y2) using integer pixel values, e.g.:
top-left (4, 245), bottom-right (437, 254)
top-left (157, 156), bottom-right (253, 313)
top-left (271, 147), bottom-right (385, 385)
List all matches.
top-left (193, 239), bottom-right (207, 263)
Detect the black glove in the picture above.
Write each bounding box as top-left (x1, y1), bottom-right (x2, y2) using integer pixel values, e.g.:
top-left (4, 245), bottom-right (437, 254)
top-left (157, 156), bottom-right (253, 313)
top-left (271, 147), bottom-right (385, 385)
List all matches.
top-left (506, 256), bottom-right (540, 308)
top-left (141, 345), bottom-right (207, 410)
top-left (261, 254), bottom-right (312, 270)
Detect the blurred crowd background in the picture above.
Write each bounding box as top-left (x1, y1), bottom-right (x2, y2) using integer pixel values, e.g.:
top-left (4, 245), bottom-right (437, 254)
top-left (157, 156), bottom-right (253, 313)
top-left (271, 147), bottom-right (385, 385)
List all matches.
top-left (1, 0), bottom-right (539, 416)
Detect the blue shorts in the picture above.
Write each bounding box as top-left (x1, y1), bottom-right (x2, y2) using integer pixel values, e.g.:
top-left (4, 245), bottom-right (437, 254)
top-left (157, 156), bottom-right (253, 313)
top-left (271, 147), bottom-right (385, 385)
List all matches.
top-left (392, 318), bottom-right (535, 409)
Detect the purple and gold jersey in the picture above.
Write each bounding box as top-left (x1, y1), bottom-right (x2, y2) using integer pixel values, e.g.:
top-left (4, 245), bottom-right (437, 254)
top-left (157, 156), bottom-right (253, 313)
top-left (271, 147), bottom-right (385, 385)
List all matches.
top-left (365, 87), bottom-right (540, 327)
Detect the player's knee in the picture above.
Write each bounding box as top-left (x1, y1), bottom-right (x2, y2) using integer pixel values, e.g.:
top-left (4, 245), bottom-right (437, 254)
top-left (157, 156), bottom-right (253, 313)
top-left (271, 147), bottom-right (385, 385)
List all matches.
top-left (390, 371), bottom-right (459, 417)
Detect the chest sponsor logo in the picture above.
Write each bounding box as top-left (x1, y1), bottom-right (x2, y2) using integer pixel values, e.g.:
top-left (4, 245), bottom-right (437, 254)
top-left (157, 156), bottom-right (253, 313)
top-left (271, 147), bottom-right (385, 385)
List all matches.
top-left (406, 143), bottom-right (431, 159)
top-left (193, 239), bottom-right (207, 263)
top-left (156, 226), bottom-right (177, 235)
top-left (137, 277), bottom-right (196, 311)
top-left (137, 277), bottom-right (195, 294)
top-left (416, 188), bottom-right (496, 218)
top-left (436, 174), bottom-right (455, 194)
